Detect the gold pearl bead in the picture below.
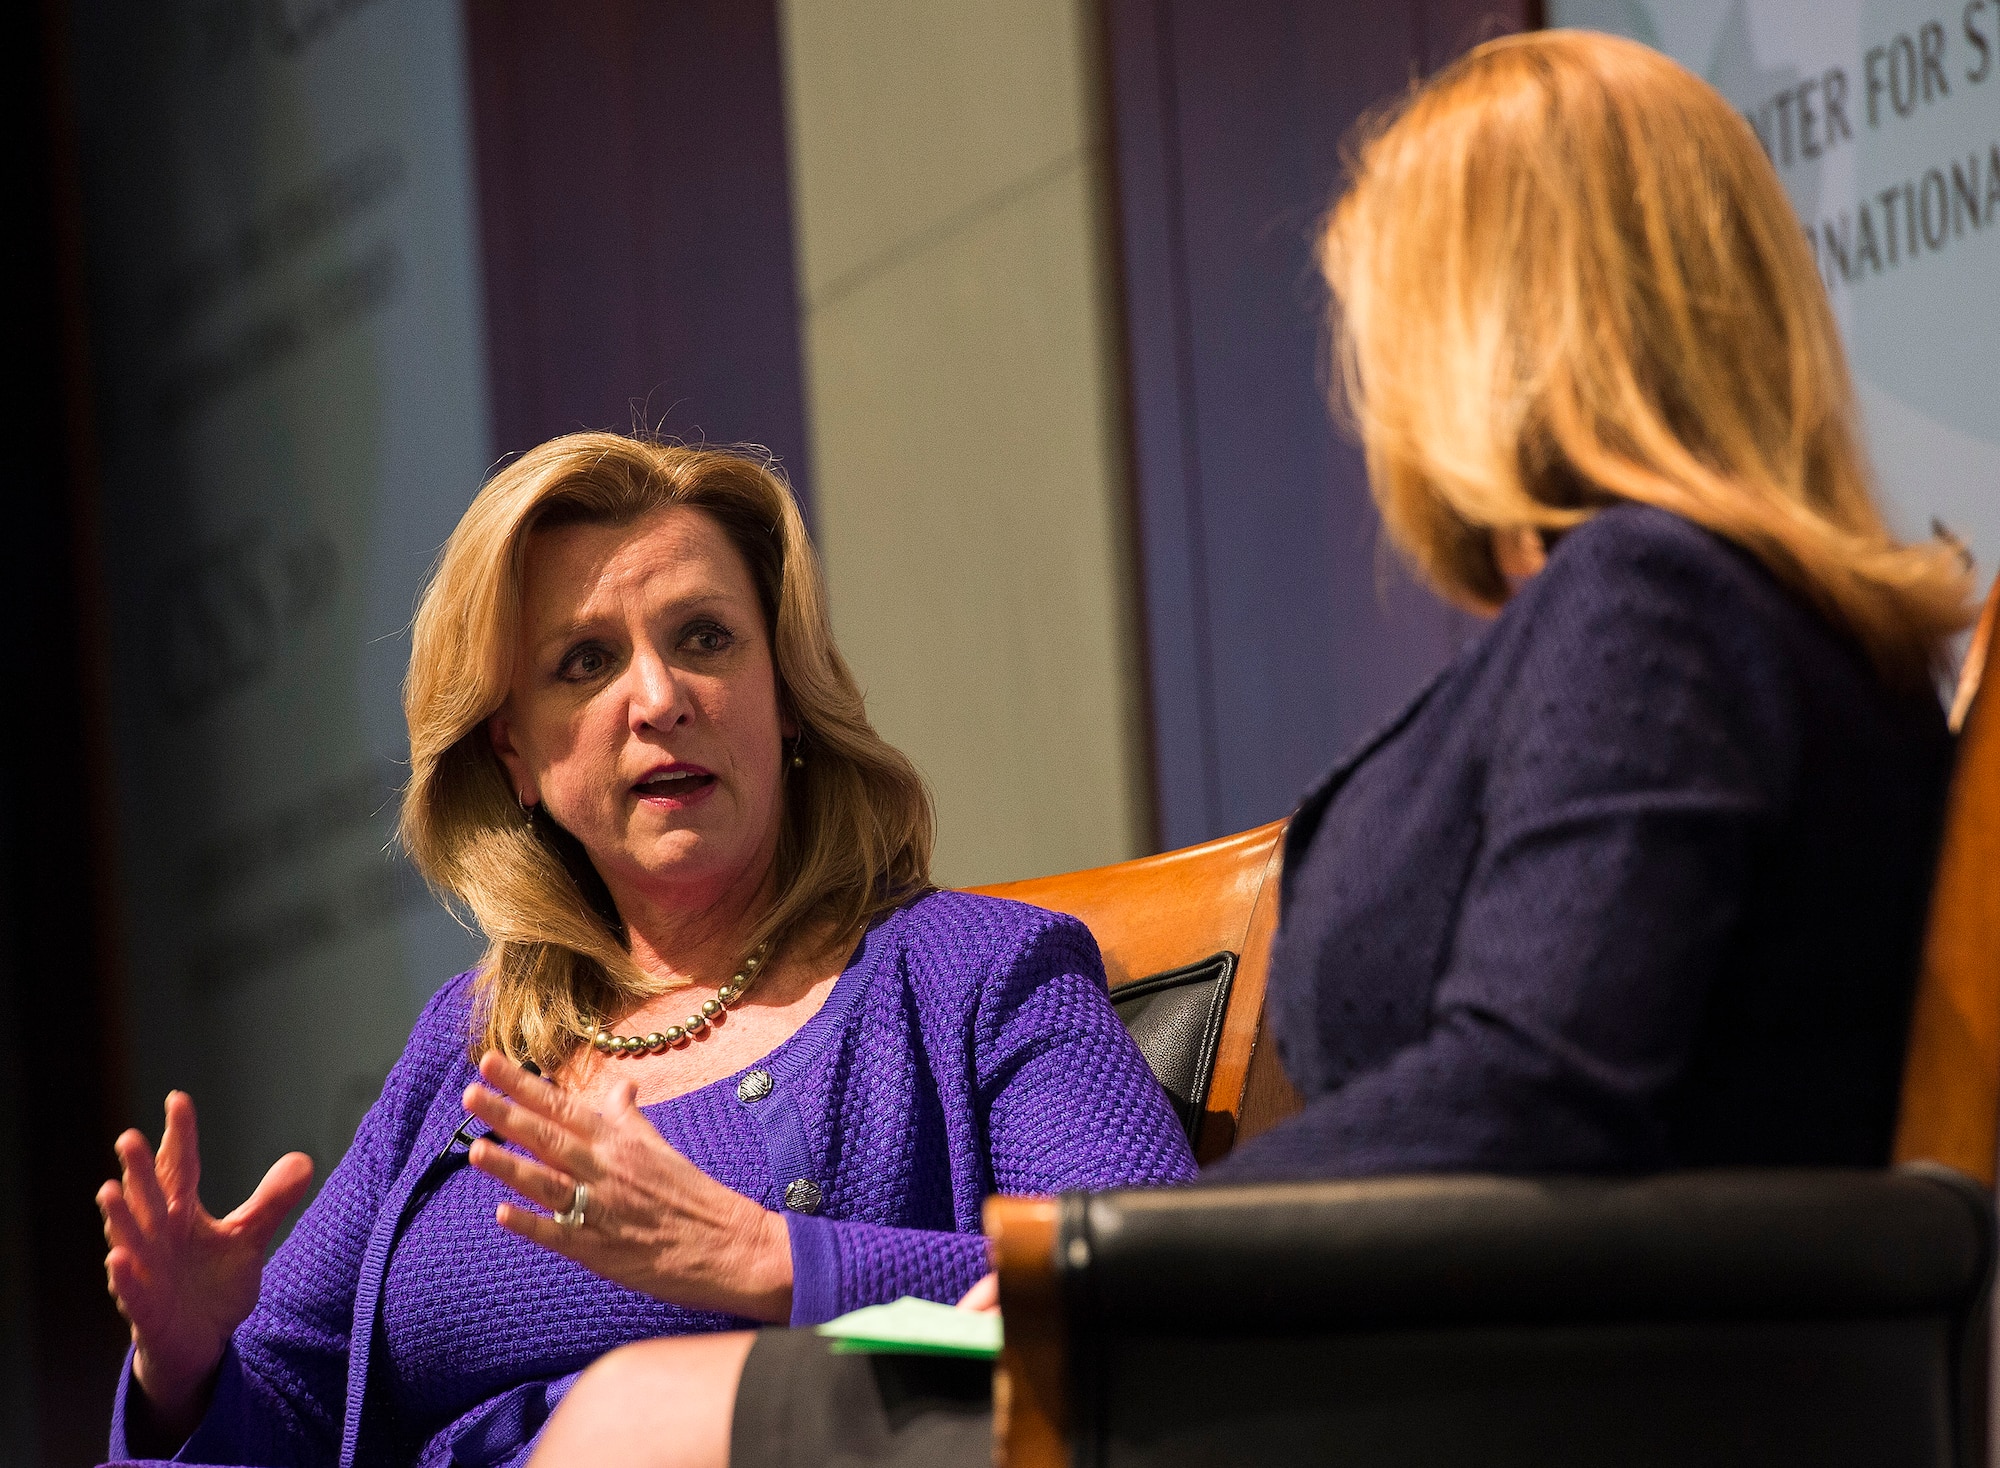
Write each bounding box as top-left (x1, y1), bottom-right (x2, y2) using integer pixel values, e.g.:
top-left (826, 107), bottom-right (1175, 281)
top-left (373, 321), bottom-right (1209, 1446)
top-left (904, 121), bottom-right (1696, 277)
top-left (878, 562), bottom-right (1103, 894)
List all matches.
top-left (622, 1037), bottom-right (644, 1055)
top-left (645, 1033), bottom-right (666, 1051)
top-left (686, 1013), bottom-right (708, 1033)
top-left (744, 955), bottom-right (760, 971)
top-left (701, 998), bottom-right (722, 1020)
top-left (593, 1032), bottom-right (613, 1052)
top-left (665, 1025), bottom-right (685, 1044)
top-left (717, 985), bottom-right (738, 1005)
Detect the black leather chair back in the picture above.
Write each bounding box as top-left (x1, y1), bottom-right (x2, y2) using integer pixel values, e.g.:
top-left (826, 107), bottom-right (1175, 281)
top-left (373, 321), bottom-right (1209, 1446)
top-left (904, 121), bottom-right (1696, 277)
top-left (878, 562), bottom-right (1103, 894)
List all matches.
top-left (1107, 953), bottom-right (1235, 1138)
top-left (1050, 1168), bottom-right (1994, 1468)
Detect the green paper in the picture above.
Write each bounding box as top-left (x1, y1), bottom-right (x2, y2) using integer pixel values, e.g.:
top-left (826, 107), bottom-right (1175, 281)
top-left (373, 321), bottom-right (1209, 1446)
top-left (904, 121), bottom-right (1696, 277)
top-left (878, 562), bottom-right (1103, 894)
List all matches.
top-left (815, 1296), bottom-right (1003, 1359)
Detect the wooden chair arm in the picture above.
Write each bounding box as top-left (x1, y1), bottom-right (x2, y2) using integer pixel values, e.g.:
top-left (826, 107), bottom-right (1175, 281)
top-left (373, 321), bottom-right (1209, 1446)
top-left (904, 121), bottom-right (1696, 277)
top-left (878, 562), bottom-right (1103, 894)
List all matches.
top-left (986, 1193), bottom-right (1066, 1468)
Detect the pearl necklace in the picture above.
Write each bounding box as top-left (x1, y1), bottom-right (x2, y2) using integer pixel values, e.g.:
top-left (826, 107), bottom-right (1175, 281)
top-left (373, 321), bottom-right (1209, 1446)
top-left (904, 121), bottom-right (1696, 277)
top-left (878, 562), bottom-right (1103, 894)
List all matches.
top-left (590, 940), bottom-right (772, 1057)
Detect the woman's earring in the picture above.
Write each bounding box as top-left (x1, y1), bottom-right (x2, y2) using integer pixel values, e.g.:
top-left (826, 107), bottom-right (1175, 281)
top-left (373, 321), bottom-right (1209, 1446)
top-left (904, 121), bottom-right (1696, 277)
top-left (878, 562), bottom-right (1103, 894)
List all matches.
top-left (791, 754), bottom-right (805, 770)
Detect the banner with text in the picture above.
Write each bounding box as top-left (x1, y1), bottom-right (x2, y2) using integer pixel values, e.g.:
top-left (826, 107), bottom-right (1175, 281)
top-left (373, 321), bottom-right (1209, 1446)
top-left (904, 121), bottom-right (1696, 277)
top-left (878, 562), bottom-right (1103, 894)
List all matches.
top-left (1549, 0), bottom-right (2000, 586)
top-left (69, 0), bottom-right (489, 1212)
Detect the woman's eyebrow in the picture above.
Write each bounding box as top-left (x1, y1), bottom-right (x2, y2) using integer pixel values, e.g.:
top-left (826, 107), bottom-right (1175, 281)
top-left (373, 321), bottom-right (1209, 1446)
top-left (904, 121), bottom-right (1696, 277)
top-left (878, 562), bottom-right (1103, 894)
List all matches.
top-left (533, 616), bottom-right (604, 658)
top-left (532, 589), bottom-right (740, 656)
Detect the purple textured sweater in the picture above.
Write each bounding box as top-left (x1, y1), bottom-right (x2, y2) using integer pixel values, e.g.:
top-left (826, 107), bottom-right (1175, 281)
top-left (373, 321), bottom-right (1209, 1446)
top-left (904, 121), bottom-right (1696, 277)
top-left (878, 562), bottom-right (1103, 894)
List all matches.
top-left (108, 892), bottom-right (1196, 1468)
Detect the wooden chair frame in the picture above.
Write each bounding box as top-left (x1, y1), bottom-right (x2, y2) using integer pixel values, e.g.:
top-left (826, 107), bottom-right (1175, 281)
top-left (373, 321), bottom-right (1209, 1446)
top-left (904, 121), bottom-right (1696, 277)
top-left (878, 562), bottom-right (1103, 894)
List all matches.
top-left (1895, 576), bottom-right (2000, 1184)
top-left (968, 819), bottom-right (1293, 1164)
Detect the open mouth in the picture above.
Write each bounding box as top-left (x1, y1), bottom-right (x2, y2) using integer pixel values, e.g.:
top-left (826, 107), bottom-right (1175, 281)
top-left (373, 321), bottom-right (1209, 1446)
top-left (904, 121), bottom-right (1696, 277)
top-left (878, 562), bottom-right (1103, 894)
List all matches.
top-left (633, 768), bottom-right (717, 801)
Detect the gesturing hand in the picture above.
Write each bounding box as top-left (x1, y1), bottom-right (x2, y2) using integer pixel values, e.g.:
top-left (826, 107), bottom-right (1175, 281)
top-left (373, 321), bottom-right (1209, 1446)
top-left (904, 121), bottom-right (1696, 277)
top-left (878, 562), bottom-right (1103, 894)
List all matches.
top-left (98, 1092), bottom-right (314, 1437)
top-left (463, 1052), bottom-right (794, 1322)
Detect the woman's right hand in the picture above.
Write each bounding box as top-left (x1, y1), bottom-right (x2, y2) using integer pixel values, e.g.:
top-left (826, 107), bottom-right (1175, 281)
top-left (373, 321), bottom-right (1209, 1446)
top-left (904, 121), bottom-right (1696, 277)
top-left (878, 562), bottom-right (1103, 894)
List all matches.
top-left (98, 1091), bottom-right (313, 1437)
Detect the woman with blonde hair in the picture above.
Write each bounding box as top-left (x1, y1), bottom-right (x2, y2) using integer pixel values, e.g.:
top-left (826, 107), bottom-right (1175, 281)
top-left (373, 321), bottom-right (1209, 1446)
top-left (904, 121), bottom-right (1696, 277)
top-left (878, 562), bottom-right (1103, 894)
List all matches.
top-left (97, 435), bottom-right (1196, 1467)
top-left (525, 27), bottom-right (1970, 1468)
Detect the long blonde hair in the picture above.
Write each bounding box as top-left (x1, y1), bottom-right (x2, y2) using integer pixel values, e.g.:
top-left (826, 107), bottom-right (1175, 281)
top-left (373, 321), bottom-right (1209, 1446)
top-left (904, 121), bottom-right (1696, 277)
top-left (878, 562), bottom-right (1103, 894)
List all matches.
top-left (401, 434), bottom-right (934, 1069)
top-left (1323, 29), bottom-right (1969, 683)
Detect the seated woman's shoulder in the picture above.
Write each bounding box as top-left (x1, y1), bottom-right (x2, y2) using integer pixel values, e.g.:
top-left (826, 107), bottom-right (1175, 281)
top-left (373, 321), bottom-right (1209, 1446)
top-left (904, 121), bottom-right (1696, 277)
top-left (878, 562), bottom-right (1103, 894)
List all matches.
top-left (1548, 503), bottom-right (1777, 601)
top-left (393, 967), bottom-right (485, 1069)
top-left (1523, 503), bottom-right (1847, 668)
top-left (422, 966), bottom-right (484, 1023)
top-left (1512, 503), bottom-right (1949, 753)
top-left (889, 888), bottom-right (1104, 987)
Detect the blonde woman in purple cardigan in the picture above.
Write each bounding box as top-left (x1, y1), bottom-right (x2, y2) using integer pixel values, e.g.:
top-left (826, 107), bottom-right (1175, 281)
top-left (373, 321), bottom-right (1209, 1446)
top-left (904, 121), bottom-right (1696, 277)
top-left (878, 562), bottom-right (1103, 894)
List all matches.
top-left (97, 435), bottom-right (1197, 1468)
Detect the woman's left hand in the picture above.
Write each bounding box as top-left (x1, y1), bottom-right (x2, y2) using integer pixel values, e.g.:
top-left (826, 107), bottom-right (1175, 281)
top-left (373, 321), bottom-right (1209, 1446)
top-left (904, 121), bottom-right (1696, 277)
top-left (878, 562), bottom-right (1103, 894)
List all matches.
top-left (462, 1052), bottom-right (793, 1322)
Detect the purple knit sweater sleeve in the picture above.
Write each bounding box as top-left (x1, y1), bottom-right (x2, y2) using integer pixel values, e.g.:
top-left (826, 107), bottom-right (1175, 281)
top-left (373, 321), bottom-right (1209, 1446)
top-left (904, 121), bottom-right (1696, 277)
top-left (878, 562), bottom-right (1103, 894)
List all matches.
top-left (786, 905), bottom-right (1197, 1323)
top-left (108, 974), bottom-right (476, 1466)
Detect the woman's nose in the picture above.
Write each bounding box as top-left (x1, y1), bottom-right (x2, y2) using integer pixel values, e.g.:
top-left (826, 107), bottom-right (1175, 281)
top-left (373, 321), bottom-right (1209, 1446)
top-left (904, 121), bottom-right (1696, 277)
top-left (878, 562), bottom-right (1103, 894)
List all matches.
top-left (627, 649), bottom-right (692, 733)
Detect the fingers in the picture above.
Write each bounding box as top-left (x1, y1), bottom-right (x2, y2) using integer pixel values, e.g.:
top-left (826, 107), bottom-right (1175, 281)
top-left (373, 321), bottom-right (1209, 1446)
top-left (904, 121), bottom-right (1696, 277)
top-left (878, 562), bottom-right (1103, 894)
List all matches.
top-left (154, 1092), bottom-right (201, 1207)
top-left (956, 1273), bottom-right (1000, 1313)
top-left (105, 1245), bottom-right (147, 1322)
top-left (468, 1137), bottom-right (576, 1214)
top-left (114, 1128), bottom-right (169, 1235)
top-left (463, 1086), bottom-right (592, 1178)
top-left (478, 1051), bottom-right (579, 1125)
top-left (464, 1069), bottom-right (595, 1180)
top-left (225, 1151), bottom-right (315, 1244)
top-left (494, 1199), bottom-right (583, 1261)
top-left (105, 1248), bottom-right (191, 1363)
top-left (99, 1180), bottom-right (144, 1253)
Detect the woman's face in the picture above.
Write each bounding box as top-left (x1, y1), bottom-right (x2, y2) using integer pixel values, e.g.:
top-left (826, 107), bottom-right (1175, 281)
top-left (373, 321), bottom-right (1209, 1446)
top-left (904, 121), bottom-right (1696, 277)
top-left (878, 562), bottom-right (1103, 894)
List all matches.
top-left (487, 505), bottom-right (792, 921)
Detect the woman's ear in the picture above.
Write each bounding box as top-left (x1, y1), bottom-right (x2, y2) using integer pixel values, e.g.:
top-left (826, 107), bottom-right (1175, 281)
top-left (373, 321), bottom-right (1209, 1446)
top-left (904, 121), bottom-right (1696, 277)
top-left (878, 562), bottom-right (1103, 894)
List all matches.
top-left (1492, 526), bottom-right (1548, 592)
top-left (487, 710), bottom-right (538, 806)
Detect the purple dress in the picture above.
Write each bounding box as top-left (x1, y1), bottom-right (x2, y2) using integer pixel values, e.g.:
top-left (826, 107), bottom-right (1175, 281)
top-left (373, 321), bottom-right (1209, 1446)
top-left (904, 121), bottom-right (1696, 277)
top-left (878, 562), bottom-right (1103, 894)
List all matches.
top-left (108, 892), bottom-right (1197, 1468)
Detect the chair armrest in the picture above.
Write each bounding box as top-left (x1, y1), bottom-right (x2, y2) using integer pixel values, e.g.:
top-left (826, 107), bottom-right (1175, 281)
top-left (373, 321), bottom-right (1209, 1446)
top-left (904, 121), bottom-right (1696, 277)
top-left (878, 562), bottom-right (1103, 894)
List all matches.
top-left (987, 1194), bottom-right (1065, 1468)
top-left (989, 1168), bottom-right (1995, 1468)
top-left (1068, 1167), bottom-right (1992, 1331)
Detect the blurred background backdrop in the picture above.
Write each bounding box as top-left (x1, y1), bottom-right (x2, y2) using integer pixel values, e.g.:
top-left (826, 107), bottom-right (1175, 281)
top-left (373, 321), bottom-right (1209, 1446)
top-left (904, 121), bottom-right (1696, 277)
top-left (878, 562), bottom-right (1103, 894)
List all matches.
top-left (11, 0), bottom-right (1994, 1460)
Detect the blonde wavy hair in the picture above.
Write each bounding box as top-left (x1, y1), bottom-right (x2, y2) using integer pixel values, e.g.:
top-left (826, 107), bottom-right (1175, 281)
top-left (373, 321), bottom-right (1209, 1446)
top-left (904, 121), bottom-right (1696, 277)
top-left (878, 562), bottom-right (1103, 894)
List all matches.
top-left (1324, 29), bottom-right (1970, 684)
top-left (401, 434), bottom-right (934, 1070)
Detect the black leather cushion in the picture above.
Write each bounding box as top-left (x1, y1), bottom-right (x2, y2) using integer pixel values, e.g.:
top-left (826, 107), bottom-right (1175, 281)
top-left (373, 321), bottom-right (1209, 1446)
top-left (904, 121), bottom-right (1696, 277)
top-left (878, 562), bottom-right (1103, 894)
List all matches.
top-left (1068, 1168), bottom-right (1990, 1327)
top-left (1058, 1168), bottom-right (1995, 1468)
top-left (1110, 953), bottom-right (1235, 1139)
top-left (1092, 1318), bottom-right (1958, 1468)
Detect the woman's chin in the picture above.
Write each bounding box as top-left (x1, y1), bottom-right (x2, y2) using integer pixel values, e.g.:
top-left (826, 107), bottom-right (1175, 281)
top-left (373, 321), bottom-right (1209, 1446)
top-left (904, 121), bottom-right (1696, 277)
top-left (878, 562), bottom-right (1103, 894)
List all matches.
top-left (614, 839), bottom-right (760, 904)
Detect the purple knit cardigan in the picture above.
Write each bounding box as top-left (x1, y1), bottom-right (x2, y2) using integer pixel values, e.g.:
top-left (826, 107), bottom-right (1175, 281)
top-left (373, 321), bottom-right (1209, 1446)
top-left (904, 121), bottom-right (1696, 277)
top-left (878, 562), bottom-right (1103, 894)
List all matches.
top-left (107, 892), bottom-right (1197, 1468)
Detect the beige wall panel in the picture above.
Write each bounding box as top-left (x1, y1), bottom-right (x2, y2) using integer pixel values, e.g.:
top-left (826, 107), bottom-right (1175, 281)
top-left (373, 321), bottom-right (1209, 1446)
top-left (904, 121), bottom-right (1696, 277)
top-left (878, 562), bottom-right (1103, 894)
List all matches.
top-left (802, 158), bottom-right (1146, 886)
top-left (781, 0), bottom-right (1091, 304)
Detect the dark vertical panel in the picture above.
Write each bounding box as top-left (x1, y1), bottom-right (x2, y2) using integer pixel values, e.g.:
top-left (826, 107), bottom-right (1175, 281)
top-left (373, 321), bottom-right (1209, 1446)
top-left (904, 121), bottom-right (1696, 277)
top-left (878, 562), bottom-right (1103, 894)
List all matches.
top-left (1103, 0), bottom-right (1225, 847)
top-left (4, 2), bottom-right (136, 1460)
top-left (1107, 1), bottom-right (1532, 845)
top-left (464, 0), bottom-right (813, 504)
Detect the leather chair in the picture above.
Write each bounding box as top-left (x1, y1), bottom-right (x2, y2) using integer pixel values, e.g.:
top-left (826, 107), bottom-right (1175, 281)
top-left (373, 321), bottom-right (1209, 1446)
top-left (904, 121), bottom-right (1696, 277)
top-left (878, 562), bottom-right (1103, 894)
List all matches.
top-left (968, 820), bottom-right (1291, 1163)
top-left (985, 574), bottom-right (2000, 1468)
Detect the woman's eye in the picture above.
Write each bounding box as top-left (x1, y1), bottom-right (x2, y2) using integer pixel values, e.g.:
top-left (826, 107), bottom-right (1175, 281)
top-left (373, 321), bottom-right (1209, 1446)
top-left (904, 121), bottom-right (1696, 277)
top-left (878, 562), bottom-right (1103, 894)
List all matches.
top-left (559, 646), bottom-right (610, 681)
top-left (684, 623), bottom-right (733, 655)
